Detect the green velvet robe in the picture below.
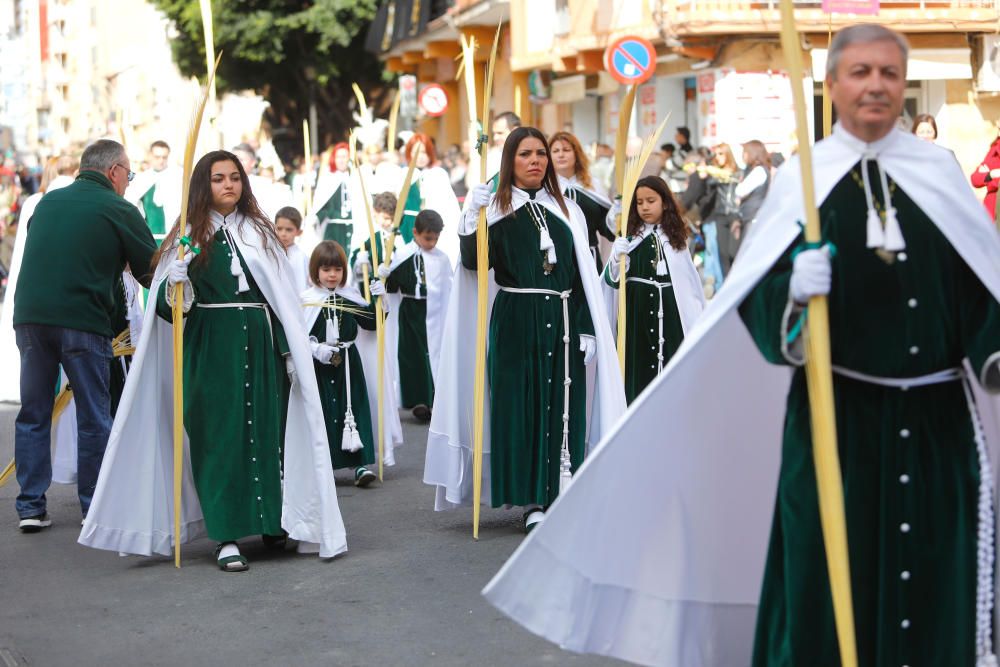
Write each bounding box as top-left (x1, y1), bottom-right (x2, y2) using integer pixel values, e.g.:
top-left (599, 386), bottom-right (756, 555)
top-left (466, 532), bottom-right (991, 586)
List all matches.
top-left (385, 252), bottom-right (433, 408)
top-left (566, 186), bottom-right (613, 271)
top-left (740, 162), bottom-right (1000, 667)
top-left (156, 230), bottom-right (290, 543)
top-left (317, 181), bottom-right (354, 250)
top-left (308, 293), bottom-right (377, 469)
top-left (461, 198), bottom-right (595, 508)
top-left (399, 180), bottom-right (422, 244)
top-left (603, 229), bottom-right (685, 404)
top-left (139, 185), bottom-right (166, 236)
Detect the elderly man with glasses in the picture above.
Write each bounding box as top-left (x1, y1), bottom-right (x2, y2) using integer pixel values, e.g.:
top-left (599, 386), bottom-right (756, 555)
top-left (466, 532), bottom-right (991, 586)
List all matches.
top-left (11, 138), bottom-right (156, 532)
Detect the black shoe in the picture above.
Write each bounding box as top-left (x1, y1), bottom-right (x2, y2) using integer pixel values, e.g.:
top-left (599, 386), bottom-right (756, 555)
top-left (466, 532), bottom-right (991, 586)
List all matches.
top-left (262, 531), bottom-right (288, 550)
top-left (19, 513), bottom-right (52, 533)
top-left (354, 467), bottom-right (377, 488)
top-left (412, 404), bottom-right (432, 422)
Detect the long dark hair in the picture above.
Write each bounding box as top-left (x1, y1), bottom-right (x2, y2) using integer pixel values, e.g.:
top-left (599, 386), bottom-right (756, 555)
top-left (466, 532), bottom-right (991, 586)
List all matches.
top-left (627, 176), bottom-right (688, 251)
top-left (153, 150), bottom-right (275, 268)
top-left (495, 126), bottom-right (567, 218)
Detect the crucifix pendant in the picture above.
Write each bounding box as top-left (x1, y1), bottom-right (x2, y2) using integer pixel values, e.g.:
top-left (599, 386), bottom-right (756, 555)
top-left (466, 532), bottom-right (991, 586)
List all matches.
top-left (542, 257), bottom-right (554, 275)
top-left (332, 350), bottom-right (343, 367)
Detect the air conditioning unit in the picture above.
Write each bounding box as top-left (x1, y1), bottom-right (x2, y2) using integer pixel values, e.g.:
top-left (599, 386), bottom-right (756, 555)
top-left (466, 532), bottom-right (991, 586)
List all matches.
top-left (977, 34), bottom-right (1000, 92)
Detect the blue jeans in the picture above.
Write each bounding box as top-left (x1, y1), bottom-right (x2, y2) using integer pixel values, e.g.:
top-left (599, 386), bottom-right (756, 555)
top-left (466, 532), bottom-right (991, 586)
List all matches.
top-left (14, 325), bottom-right (112, 518)
top-left (702, 221), bottom-right (724, 290)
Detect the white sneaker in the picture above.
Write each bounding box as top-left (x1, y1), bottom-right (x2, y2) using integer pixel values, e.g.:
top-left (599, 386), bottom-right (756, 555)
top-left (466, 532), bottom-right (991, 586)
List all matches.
top-left (19, 513), bottom-right (52, 533)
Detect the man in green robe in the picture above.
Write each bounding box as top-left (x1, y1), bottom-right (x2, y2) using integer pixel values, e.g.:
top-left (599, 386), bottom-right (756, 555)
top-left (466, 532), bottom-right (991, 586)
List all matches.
top-left (480, 25), bottom-right (1000, 667)
top-left (126, 141), bottom-right (178, 238)
top-left (738, 26), bottom-right (1000, 666)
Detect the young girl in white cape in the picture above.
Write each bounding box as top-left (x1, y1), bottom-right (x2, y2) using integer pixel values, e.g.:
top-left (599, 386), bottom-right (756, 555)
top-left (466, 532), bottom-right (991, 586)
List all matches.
top-left (79, 150), bottom-right (347, 571)
top-left (604, 175), bottom-right (705, 403)
top-left (302, 240), bottom-right (393, 486)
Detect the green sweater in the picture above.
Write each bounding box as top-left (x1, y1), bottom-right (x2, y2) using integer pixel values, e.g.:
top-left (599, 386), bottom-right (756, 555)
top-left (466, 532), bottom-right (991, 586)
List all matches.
top-left (13, 171), bottom-right (157, 338)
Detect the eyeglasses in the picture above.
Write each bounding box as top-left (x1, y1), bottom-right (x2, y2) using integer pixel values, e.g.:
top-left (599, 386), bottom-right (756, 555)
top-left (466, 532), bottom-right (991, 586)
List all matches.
top-left (113, 163), bottom-right (135, 183)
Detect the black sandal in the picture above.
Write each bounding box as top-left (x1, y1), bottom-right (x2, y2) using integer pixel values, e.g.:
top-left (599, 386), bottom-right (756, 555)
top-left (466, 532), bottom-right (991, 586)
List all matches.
top-left (215, 542), bottom-right (249, 572)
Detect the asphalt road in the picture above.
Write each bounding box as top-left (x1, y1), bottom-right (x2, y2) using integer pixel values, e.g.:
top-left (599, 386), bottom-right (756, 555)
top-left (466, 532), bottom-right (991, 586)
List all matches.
top-left (0, 403), bottom-right (619, 667)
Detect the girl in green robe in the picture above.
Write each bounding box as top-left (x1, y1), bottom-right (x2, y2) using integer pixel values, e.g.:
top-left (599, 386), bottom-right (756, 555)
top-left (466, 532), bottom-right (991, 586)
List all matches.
top-left (302, 241), bottom-right (380, 487)
top-left (603, 176), bottom-right (704, 404)
top-left (154, 150), bottom-right (294, 572)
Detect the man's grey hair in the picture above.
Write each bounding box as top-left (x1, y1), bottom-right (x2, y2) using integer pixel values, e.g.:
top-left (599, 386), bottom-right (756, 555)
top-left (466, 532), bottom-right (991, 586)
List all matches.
top-left (826, 24), bottom-right (910, 79)
top-left (79, 139), bottom-right (126, 172)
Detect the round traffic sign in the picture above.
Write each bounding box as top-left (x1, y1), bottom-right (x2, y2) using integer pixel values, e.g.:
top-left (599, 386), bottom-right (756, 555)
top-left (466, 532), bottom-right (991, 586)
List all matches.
top-left (418, 84), bottom-right (449, 117)
top-left (604, 36), bottom-right (657, 85)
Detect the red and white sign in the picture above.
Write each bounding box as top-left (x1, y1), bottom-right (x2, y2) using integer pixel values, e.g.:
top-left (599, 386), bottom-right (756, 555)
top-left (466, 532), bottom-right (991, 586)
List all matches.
top-left (418, 84), bottom-right (449, 117)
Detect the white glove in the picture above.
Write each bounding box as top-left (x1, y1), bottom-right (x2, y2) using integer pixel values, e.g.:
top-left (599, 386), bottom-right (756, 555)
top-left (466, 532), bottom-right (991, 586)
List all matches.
top-left (285, 356), bottom-right (297, 387)
top-left (355, 250), bottom-right (371, 275)
top-left (790, 247), bottom-right (832, 305)
top-left (369, 280), bottom-right (386, 297)
top-left (605, 199), bottom-right (623, 234)
top-left (608, 237), bottom-right (631, 279)
top-left (312, 343), bottom-right (336, 365)
top-left (468, 183), bottom-right (492, 213)
top-left (166, 254), bottom-right (194, 287)
top-left (580, 336), bottom-right (597, 366)
top-left (376, 264), bottom-right (391, 281)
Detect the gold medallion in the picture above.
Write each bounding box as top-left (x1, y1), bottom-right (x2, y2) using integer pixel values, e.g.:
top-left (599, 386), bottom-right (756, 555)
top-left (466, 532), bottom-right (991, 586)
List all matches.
top-left (332, 351), bottom-right (343, 367)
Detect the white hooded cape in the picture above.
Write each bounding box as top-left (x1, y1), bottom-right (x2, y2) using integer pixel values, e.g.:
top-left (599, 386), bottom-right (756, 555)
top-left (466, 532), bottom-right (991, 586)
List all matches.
top-left (601, 226), bottom-right (706, 338)
top-left (0, 174), bottom-right (74, 403)
top-left (79, 213), bottom-right (348, 559)
top-left (424, 187), bottom-right (627, 510)
top-left (385, 240), bottom-right (454, 389)
top-left (301, 283), bottom-right (401, 465)
top-left (482, 125), bottom-right (1000, 666)
top-left (411, 166), bottom-right (462, 266)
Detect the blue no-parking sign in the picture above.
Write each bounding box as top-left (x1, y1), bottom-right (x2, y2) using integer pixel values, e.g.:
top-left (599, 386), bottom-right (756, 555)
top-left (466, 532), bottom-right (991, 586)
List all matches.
top-left (603, 36), bottom-right (657, 85)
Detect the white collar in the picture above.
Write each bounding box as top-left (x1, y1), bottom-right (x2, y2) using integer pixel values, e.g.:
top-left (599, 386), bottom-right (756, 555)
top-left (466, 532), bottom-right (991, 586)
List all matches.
top-left (832, 122), bottom-right (900, 158)
top-left (209, 208), bottom-right (241, 231)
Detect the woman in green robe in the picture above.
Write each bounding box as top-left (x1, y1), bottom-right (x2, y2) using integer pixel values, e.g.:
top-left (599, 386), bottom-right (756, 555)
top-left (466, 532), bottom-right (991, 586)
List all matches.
top-left (311, 143), bottom-right (354, 249)
top-left (154, 150), bottom-right (293, 572)
top-left (460, 126), bottom-right (599, 533)
top-left (302, 240), bottom-right (380, 487)
top-left (603, 175), bottom-right (703, 404)
top-left (550, 131), bottom-right (615, 272)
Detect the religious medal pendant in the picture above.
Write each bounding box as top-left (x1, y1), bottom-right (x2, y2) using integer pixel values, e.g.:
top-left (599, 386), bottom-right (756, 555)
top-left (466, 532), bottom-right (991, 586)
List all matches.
top-left (875, 249), bottom-right (896, 265)
top-left (542, 255), bottom-right (554, 275)
top-left (332, 349), bottom-right (343, 367)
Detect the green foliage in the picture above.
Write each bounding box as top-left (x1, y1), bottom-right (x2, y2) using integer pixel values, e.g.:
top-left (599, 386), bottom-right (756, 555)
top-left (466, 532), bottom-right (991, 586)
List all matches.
top-left (151, 0), bottom-right (393, 162)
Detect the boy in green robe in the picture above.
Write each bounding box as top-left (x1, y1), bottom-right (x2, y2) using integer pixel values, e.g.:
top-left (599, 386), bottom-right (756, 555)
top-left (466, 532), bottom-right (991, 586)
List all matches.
top-left (382, 210), bottom-right (453, 422)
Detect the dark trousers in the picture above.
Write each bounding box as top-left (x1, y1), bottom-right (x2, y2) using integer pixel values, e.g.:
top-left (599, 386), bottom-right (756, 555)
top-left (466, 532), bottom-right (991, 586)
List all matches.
top-left (14, 325), bottom-right (112, 518)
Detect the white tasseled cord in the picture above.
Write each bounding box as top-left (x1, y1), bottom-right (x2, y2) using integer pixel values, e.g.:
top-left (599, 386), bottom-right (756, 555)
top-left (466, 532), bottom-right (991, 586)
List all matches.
top-left (222, 221), bottom-right (250, 293)
top-left (558, 290), bottom-right (572, 493)
top-left (414, 252), bottom-right (423, 300)
top-left (529, 201), bottom-right (558, 267)
top-left (860, 152), bottom-right (906, 252)
top-left (963, 378), bottom-right (997, 667)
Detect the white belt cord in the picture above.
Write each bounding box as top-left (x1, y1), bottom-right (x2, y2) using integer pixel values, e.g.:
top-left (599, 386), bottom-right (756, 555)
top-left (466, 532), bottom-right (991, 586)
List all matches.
top-left (402, 294), bottom-right (427, 300)
top-left (831, 365), bottom-right (962, 390)
top-left (627, 276), bottom-right (673, 372)
top-left (832, 364), bottom-right (995, 663)
top-left (962, 377), bottom-right (998, 667)
top-left (499, 286), bottom-right (574, 492)
top-left (338, 340), bottom-right (363, 453)
top-left (197, 302), bottom-right (273, 348)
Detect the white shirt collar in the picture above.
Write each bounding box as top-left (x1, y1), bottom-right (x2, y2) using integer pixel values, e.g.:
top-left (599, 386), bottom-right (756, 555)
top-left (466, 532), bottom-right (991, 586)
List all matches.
top-left (832, 122), bottom-right (900, 158)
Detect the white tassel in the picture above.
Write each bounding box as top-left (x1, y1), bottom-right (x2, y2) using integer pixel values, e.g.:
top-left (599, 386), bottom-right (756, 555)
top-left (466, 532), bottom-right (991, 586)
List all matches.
top-left (882, 207), bottom-right (906, 251)
top-left (656, 258), bottom-right (667, 276)
top-left (325, 318), bottom-right (335, 345)
top-left (865, 208), bottom-right (885, 249)
top-left (539, 226), bottom-right (558, 265)
top-left (341, 412), bottom-right (363, 453)
top-left (229, 252), bottom-right (249, 293)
